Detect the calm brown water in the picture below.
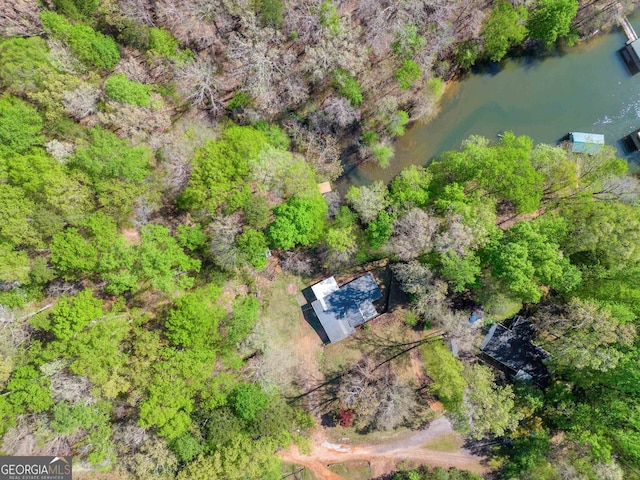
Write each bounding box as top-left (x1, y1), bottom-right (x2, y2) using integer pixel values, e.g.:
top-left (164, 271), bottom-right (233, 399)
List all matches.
top-left (342, 17), bottom-right (640, 189)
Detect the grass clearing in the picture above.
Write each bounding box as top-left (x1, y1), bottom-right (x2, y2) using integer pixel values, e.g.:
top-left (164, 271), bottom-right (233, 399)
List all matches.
top-left (422, 432), bottom-right (464, 451)
top-left (328, 461), bottom-right (371, 479)
top-left (250, 271), bottom-right (323, 395)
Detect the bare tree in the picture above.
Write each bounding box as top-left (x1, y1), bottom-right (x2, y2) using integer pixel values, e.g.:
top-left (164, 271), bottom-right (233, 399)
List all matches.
top-left (282, 0), bottom-right (323, 44)
top-left (175, 57), bottom-right (223, 114)
top-left (301, 21), bottom-right (368, 82)
top-left (228, 18), bottom-right (309, 115)
top-left (280, 251), bottom-right (318, 277)
top-left (47, 39), bottom-right (86, 74)
top-left (45, 140), bottom-right (75, 163)
top-left (98, 100), bottom-right (172, 144)
top-left (157, 115), bottom-right (214, 197)
top-left (285, 120), bottom-right (343, 181)
top-left (119, 0), bottom-right (156, 26)
top-left (322, 96), bottom-right (361, 128)
top-left (0, 0), bottom-right (42, 37)
top-left (154, 0), bottom-right (221, 51)
top-left (337, 357), bottom-right (419, 431)
top-left (345, 181), bottom-right (389, 224)
top-left (208, 214), bottom-right (243, 272)
top-left (390, 208), bottom-right (441, 260)
top-left (63, 84), bottom-right (100, 121)
top-left (434, 213), bottom-right (476, 255)
top-left (596, 174), bottom-right (640, 205)
top-left (117, 54), bottom-right (154, 84)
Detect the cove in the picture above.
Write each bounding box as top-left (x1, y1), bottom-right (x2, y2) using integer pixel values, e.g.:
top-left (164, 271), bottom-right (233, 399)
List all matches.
top-left (341, 14), bottom-right (640, 190)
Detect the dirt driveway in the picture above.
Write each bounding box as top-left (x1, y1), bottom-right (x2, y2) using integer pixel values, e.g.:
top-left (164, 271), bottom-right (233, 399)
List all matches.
top-left (280, 416), bottom-right (490, 480)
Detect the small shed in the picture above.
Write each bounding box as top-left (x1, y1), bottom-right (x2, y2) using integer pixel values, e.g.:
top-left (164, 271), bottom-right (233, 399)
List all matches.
top-left (480, 316), bottom-right (551, 386)
top-left (569, 132), bottom-right (604, 154)
top-left (318, 182), bottom-right (332, 194)
top-left (309, 273), bottom-right (383, 343)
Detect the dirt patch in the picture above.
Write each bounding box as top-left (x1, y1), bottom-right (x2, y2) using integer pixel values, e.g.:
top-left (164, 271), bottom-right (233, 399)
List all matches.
top-left (286, 283), bottom-right (299, 295)
top-left (121, 228), bottom-right (140, 244)
top-left (409, 347), bottom-right (428, 387)
top-left (497, 208), bottom-right (545, 230)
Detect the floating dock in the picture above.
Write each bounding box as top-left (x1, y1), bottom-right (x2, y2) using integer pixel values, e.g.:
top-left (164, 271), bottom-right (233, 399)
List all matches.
top-left (619, 13), bottom-right (640, 74)
top-left (622, 128), bottom-right (640, 152)
top-left (568, 132), bottom-right (605, 154)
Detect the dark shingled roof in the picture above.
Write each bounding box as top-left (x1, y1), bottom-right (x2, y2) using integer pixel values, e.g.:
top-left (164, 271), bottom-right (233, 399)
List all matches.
top-left (480, 317), bottom-right (551, 386)
top-left (310, 273), bottom-right (382, 343)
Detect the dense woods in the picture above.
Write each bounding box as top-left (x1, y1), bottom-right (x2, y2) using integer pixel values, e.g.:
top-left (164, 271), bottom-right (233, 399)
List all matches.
top-left (1, 0), bottom-right (640, 479)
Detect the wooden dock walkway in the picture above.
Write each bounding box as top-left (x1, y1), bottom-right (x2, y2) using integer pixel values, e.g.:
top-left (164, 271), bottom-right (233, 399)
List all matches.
top-left (619, 14), bottom-right (638, 44)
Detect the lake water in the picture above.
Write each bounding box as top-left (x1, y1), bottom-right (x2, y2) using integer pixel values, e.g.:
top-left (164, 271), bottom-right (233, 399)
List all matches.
top-left (342, 17), bottom-right (640, 189)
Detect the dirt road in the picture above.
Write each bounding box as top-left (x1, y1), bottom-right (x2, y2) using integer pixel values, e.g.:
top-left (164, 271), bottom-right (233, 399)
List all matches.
top-left (279, 416), bottom-right (489, 480)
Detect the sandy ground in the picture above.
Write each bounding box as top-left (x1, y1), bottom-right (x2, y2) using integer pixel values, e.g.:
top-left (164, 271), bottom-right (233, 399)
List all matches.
top-left (280, 417), bottom-right (490, 480)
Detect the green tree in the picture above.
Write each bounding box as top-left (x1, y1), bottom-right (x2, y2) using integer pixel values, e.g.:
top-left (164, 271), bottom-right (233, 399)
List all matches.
top-left (440, 251), bottom-right (481, 293)
top-left (51, 228), bottom-right (98, 278)
top-left (366, 210), bottom-right (395, 249)
top-left (138, 224), bottom-right (201, 292)
top-left (386, 110), bottom-right (409, 136)
top-left (230, 383), bottom-right (269, 421)
top-left (255, 0), bottom-right (284, 28)
top-left (0, 37), bottom-right (52, 96)
top-left (431, 133), bottom-right (544, 214)
top-left (176, 224), bottom-right (208, 251)
top-left (148, 28), bottom-right (187, 60)
top-left (389, 165), bottom-right (432, 208)
top-left (242, 195), bottom-right (270, 229)
top-left (482, 1), bottom-right (528, 62)
top-left (267, 196), bottom-right (327, 249)
top-left (104, 73), bottom-right (152, 107)
top-left (40, 11), bottom-right (120, 69)
top-left (237, 229), bottom-right (268, 270)
top-left (47, 288), bottom-right (103, 341)
top-left (165, 286), bottom-right (225, 349)
top-left (5, 366), bottom-right (53, 414)
top-left (391, 24), bottom-right (426, 58)
top-left (170, 432), bottom-right (205, 463)
top-left (459, 364), bottom-right (522, 439)
top-left (528, 0), bottom-right (578, 47)
top-left (0, 242), bottom-right (30, 283)
top-left (225, 296), bottom-right (260, 346)
top-left (71, 127), bottom-right (151, 183)
top-left (333, 69), bottom-right (362, 106)
top-left (421, 341), bottom-right (466, 411)
top-left (535, 299), bottom-right (636, 373)
top-left (0, 94), bottom-right (43, 159)
top-left (179, 126), bottom-right (269, 211)
top-left (395, 60), bottom-right (422, 90)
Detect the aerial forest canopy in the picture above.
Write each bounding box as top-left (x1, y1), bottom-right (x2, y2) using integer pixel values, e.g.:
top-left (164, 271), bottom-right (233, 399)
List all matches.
top-left (1, 0), bottom-right (640, 479)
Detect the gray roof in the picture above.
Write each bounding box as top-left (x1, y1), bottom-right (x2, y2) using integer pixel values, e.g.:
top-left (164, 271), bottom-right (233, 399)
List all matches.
top-left (480, 317), bottom-right (550, 386)
top-left (310, 273), bottom-right (382, 343)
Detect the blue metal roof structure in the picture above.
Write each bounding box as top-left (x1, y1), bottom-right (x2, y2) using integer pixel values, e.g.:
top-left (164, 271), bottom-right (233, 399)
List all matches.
top-left (569, 132), bottom-right (604, 154)
top-left (310, 273), bottom-right (382, 343)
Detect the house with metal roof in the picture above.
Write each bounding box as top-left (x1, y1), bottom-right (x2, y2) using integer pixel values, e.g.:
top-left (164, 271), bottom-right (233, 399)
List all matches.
top-left (569, 132), bottom-right (604, 154)
top-left (309, 273), bottom-right (382, 343)
top-left (480, 316), bottom-right (551, 386)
